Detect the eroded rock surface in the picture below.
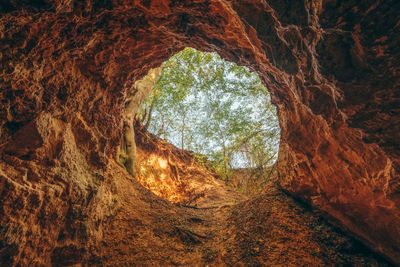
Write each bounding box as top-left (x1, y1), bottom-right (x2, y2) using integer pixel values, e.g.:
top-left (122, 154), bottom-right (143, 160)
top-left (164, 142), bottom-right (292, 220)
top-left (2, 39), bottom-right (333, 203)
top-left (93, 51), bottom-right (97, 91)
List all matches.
top-left (0, 0), bottom-right (399, 265)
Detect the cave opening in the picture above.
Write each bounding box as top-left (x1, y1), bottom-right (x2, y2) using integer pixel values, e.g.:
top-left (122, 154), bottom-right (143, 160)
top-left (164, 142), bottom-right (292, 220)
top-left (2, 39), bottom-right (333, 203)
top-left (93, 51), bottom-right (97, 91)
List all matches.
top-left (120, 47), bottom-right (281, 204)
top-left (1, 1), bottom-right (398, 265)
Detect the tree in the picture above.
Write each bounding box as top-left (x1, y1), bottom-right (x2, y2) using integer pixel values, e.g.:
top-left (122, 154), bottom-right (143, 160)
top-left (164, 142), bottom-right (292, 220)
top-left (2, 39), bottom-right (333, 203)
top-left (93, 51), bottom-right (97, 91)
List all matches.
top-left (118, 68), bottom-right (161, 176)
top-left (138, 47), bottom-right (280, 181)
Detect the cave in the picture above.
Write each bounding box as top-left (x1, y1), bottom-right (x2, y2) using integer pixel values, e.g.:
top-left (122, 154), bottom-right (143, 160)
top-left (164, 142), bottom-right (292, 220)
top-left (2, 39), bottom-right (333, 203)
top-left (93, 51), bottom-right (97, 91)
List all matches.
top-left (0, 0), bottom-right (399, 265)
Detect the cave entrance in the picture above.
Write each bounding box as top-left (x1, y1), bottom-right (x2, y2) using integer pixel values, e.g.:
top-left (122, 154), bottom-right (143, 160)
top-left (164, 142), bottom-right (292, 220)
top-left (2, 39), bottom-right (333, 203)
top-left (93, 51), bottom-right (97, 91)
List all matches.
top-left (122, 47), bottom-right (280, 204)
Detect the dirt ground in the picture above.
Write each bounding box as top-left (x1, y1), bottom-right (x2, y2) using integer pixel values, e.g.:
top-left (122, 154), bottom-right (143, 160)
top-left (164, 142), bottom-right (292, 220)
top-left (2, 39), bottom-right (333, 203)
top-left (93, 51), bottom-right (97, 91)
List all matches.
top-left (90, 127), bottom-right (392, 266)
top-left (90, 159), bottom-right (391, 266)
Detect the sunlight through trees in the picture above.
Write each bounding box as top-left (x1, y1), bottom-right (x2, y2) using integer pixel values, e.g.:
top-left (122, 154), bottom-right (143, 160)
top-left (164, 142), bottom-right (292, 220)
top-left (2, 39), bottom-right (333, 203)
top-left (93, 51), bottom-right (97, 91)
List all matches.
top-left (138, 48), bottom-right (280, 181)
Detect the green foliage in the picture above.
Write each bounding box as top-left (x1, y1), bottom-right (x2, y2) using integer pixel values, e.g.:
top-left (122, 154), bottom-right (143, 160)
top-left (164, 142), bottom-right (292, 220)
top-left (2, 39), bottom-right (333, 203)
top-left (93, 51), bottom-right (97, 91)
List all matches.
top-left (138, 47), bottom-right (280, 181)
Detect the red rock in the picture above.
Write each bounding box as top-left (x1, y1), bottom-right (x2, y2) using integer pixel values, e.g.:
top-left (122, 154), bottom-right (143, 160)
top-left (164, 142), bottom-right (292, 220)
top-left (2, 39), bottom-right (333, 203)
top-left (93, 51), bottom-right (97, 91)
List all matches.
top-left (0, 0), bottom-right (399, 264)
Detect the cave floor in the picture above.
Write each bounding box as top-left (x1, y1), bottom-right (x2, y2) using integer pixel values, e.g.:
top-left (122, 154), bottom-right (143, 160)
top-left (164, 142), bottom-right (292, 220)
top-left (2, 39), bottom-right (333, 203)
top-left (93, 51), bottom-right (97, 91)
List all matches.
top-left (93, 162), bottom-right (391, 266)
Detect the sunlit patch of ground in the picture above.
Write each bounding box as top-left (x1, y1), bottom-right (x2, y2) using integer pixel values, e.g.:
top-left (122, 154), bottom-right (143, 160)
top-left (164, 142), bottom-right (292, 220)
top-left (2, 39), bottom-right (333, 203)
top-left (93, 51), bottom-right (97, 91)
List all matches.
top-left (134, 122), bottom-right (246, 206)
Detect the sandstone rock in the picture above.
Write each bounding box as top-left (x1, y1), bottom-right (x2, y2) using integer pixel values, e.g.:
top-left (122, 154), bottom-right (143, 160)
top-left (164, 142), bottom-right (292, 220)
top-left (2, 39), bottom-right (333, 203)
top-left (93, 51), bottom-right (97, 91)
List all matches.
top-left (0, 0), bottom-right (399, 264)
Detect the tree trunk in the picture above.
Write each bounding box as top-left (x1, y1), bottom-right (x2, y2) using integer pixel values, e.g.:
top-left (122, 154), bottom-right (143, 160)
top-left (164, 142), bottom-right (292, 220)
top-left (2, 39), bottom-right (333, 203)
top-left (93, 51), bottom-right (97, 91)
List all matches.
top-left (181, 121), bottom-right (185, 150)
top-left (181, 111), bottom-right (187, 150)
top-left (222, 142), bottom-right (228, 181)
top-left (123, 120), bottom-right (136, 176)
top-left (216, 123), bottom-right (228, 182)
top-left (143, 95), bottom-right (156, 131)
top-left (118, 67), bottom-right (161, 176)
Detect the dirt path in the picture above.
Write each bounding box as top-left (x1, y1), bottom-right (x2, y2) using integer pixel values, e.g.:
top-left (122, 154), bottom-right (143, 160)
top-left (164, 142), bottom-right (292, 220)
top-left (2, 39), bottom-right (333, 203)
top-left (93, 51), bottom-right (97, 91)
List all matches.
top-left (172, 181), bottom-right (390, 266)
top-left (95, 163), bottom-right (391, 266)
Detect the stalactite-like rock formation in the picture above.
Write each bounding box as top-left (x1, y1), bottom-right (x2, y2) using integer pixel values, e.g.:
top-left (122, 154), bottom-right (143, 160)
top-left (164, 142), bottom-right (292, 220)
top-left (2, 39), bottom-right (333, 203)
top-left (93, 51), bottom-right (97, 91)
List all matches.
top-left (0, 0), bottom-right (399, 265)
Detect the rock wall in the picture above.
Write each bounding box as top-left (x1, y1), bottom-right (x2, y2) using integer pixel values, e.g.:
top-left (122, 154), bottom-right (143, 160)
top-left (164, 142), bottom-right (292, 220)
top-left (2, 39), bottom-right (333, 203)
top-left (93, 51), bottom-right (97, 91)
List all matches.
top-left (0, 0), bottom-right (399, 264)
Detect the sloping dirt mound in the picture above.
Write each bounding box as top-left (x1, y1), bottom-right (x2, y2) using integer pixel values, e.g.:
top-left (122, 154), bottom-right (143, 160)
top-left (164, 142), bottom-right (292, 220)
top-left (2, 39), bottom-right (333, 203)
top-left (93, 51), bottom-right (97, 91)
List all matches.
top-left (213, 178), bottom-right (392, 266)
top-left (97, 159), bottom-right (391, 266)
top-left (134, 122), bottom-right (247, 207)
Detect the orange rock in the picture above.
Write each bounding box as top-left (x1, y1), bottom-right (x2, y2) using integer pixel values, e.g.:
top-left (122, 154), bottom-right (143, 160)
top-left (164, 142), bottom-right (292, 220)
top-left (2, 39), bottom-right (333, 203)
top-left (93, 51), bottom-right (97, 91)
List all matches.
top-left (0, 0), bottom-right (398, 264)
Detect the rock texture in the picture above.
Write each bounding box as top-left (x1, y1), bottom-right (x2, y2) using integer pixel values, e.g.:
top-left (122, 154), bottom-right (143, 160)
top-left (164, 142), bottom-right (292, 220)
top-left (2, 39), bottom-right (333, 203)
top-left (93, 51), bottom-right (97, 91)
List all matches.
top-left (0, 0), bottom-right (399, 265)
